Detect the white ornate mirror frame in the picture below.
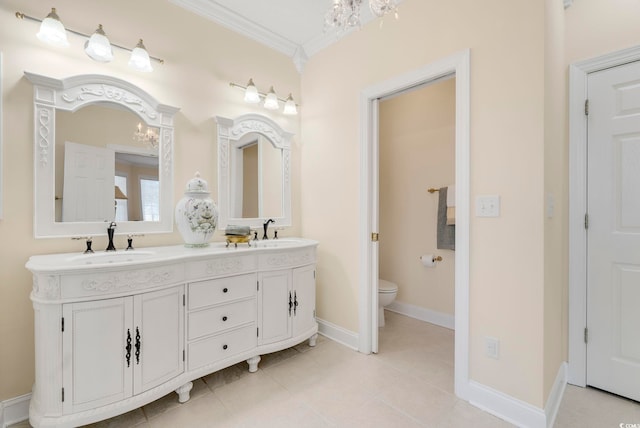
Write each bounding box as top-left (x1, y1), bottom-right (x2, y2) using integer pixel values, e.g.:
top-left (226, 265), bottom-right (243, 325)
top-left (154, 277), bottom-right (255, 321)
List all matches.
top-left (25, 72), bottom-right (180, 238)
top-left (216, 114), bottom-right (292, 230)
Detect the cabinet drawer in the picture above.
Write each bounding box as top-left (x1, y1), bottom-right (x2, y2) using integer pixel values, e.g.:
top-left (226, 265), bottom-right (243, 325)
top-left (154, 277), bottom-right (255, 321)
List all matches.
top-left (188, 324), bottom-right (256, 370)
top-left (188, 299), bottom-right (256, 340)
top-left (188, 274), bottom-right (256, 309)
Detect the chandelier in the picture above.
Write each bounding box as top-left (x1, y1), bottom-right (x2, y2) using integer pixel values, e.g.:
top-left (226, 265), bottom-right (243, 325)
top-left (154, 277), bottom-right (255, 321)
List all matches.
top-left (133, 123), bottom-right (159, 149)
top-left (324, 0), bottom-right (398, 33)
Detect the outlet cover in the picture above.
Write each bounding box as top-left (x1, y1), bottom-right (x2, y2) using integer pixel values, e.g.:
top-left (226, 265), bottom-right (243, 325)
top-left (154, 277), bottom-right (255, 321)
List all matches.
top-left (485, 336), bottom-right (500, 359)
top-left (476, 195), bottom-right (500, 217)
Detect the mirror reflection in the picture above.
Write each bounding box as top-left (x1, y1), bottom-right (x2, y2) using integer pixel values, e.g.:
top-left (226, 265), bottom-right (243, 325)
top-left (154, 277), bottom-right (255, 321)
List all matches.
top-left (231, 132), bottom-right (283, 219)
top-left (55, 104), bottom-right (159, 223)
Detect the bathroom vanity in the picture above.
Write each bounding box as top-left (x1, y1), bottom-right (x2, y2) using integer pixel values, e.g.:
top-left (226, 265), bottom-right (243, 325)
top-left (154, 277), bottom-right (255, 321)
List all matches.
top-left (26, 238), bottom-right (318, 428)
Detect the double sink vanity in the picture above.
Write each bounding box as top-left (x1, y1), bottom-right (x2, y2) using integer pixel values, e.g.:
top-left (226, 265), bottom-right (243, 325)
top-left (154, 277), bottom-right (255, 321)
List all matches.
top-left (24, 72), bottom-right (315, 427)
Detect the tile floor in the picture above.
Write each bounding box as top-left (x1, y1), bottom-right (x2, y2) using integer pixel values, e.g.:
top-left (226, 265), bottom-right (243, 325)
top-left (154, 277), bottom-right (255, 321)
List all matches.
top-left (10, 311), bottom-right (640, 427)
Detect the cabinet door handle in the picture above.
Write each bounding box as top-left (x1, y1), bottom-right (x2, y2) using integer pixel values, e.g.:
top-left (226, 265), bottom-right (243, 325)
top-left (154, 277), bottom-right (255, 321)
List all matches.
top-left (294, 291), bottom-right (298, 316)
top-left (125, 329), bottom-right (132, 367)
top-left (288, 291), bottom-right (293, 316)
top-left (223, 344), bottom-right (228, 350)
top-left (223, 287), bottom-right (228, 293)
top-left (222, 316), bottom-right (228, 322)
top-left (135, 327), bottom-right (141, 365)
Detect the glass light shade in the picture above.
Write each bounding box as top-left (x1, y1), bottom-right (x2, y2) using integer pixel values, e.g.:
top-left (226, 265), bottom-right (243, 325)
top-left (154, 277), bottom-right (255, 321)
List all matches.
top-left (243, 79), bottom-right (261, 103)
top-left (264, 87), bottom-right (279, 110)
top-left (283, 94), bottom-right (298, 115)
top-left (128, 39), bottom-right (153, 72)
top-left (84, 25), bottom-right (113, 62)
top-left (36, 8), bottom-right (69, 47)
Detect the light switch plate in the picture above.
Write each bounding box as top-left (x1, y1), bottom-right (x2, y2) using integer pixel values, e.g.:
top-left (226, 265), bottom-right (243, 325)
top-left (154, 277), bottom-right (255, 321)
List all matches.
top-left (476, 195), bottom-right (500, 217)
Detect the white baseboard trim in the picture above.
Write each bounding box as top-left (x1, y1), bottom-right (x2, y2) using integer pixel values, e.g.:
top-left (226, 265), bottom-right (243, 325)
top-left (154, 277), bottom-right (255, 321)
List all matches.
top-left (1, 393), bottom-right (30, 428)
top-left (386, 301), bottom-right (455, 330)
top-left (467, 362), bottom-right (567, 428)
top-left (544, 362), bottom-right (568, 428)
top-left (316, 318), bottom-right (359, 350)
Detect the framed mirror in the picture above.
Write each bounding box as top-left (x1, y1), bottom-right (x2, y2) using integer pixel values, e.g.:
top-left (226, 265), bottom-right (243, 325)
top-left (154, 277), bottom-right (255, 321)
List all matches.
top-left (25, 72), bottom-right (179, 238)
top-left (216, 114), bottom-right (292, 230)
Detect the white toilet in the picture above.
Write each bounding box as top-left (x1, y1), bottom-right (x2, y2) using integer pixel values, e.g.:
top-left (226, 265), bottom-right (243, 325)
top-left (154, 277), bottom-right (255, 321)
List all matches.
top-left (378, 279), bottom-right (398, 327)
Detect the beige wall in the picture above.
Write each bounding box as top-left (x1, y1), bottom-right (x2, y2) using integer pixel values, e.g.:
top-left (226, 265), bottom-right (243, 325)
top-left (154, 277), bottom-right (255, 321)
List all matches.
top-left (301, 0), bottom-right (548, 407)
top-left (379, 78), bottom-right (455, 316)
top-left (0, 0), bottom-right (301, 400)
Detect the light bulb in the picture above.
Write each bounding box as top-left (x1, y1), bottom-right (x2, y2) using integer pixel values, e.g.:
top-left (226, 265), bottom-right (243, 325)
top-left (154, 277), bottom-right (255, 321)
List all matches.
top-left (36, 8), bottom-right (69, 47)
top-left (84, 24), bottom-right (114, 62)
top-left (244, 78), bottom-right (260, 103)
top-left (128, 39), bottom-right (153, 72)
top-left (264, 86), bottom-right (279, 110)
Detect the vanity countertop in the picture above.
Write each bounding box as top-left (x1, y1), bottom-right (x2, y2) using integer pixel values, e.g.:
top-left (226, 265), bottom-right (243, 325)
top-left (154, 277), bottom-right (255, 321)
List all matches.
top-left (26, 238), bottom-right (318, 274)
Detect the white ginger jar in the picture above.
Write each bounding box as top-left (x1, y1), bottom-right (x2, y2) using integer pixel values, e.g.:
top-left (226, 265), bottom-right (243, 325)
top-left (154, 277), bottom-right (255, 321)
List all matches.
top-left (175, 172), bottom-right (218, 247)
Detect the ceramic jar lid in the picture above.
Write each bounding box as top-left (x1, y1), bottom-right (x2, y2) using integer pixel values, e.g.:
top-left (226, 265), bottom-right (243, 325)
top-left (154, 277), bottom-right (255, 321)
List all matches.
top-left (185, 171), bottom-right (209, 193)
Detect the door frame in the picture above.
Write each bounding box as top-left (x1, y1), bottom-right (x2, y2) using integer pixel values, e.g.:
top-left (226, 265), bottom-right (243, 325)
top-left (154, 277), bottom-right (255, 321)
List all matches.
top-left (358, 49), bottom-right (471, 399)
top-left (568, 45), bottom-right (640, 387)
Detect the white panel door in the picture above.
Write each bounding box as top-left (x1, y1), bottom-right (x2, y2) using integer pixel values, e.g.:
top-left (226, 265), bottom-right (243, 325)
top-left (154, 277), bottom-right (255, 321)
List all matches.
top-left (133, 286), bottom-right (184, 395)
top-left (587, 60), bottom-right (640, 402)
top-left (292, 265), bottom-right (316, 338)
top-left (63, 297), bottom-right (133, 413)
top-left (62, 141), bottom-right (114, 222)
top-left (258, 270), bottom-right (292, 345)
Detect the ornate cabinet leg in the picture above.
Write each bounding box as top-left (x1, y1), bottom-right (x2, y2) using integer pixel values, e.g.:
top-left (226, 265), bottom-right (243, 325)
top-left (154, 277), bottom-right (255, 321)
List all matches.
top-left (175, 381), bottom-right (193, 403)
top-left (247, 355), bottom-right (261, 373)
top-left (309, 333), bottom-right (318, 347)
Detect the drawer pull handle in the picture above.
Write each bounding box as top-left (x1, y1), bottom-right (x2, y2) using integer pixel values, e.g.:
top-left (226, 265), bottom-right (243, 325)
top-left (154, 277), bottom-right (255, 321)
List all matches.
top-left (223, 287), bottom-right (228, 293)
top-left (223, 344), bottom-right (228, 350)
top-left (222, 316), bottom-right (228, 322)
top-left (125, 329), bottom-right (132, 367)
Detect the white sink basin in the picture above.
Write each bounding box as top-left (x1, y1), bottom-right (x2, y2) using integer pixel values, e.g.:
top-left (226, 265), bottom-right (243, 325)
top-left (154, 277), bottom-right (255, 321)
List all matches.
top-left (66, 250), bottom-right (157, 265)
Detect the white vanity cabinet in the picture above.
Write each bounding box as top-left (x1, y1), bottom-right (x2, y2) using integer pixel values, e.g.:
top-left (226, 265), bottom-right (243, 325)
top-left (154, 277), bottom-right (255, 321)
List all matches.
top-left (26, 239), bottom-right (318, 428)
top-left (259, 265), bottom-right (316, 347)
top-left (62, 286), bottom-right (184, 413)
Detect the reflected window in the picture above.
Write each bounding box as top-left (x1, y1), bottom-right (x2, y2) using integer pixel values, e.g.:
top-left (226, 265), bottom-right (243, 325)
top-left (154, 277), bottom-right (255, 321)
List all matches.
top-left (140, 178), bottom-right (159, 221)
top-left (114, 175), bottom-right (128, 221)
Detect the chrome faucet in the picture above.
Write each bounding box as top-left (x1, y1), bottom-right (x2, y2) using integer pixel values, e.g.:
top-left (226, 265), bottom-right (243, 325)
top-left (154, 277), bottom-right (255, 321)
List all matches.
top-left (262, 219), bottom-right (275, 240)
top-left (106, 222), bottom-right (117, 251)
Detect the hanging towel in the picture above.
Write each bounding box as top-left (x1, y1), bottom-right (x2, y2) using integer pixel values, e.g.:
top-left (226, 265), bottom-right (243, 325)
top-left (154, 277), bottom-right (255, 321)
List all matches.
top-left (446, 184), bottom-right (456, 225)
top-left (437, 187), bottom-right (455, 250)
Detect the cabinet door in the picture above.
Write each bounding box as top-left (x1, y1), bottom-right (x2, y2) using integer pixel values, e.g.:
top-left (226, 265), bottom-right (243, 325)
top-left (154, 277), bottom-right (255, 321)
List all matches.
top-left (133, 286), bottom-right (185, 395)
top-left (63, 297), bottom-right (133, 413)
top-left (258, 270), bottom-right (292, 345)
top-left (292, 265), bottom-right (316, 338)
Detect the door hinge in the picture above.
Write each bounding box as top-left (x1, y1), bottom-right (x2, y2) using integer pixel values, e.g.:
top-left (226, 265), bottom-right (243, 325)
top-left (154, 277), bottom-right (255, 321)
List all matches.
top-left (371, 232), bottom-right (379, 242)
top-left (61, 317), bottom-right (64, 332)
top-left (183, 350), bottom-right (185, 362)
top-left (257, 327), bottom-right (259, 337)
top-left (584, 213), bottom-right (589, 230)
top-left (585, 99), bottom-right (589, 116)
top-left (584, 327), bottom-right (589, 344)
top-left (183, 294), bottom-right (186, 307)
top-left (313, 270), bottom-right (316, 279)
top-left (313, 309), bottom-right (316, 318)
top-left (257, 280), bottom-right (259, 291)
top-left (61, 387), bottom-right (65, 402)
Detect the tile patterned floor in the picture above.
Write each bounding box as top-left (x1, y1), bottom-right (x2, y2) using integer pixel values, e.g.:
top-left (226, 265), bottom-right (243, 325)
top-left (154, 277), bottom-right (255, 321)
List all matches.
top-left (10, 311), bottom-right (640, 427)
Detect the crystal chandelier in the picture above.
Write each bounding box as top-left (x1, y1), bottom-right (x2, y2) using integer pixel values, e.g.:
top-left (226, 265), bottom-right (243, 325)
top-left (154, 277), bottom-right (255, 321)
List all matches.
top-left (324, 0), bottom-right (398, 33)
top-left (133, 123), bottom-right (159, 149)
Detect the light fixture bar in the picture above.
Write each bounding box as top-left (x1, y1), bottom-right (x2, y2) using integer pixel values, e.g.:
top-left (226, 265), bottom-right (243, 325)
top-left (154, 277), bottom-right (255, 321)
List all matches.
top-left (15, 11), bottom-right (165, 65)
top-left (229, 82), bottom-right (299, 106)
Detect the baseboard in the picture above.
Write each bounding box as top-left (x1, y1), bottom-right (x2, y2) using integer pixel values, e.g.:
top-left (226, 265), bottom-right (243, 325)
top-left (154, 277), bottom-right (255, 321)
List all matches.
top-left (544, 362), bottom-right (568, 428)
top-left (1, 393), bottom-right (30, 428)
top-left (386, 301), bottom-right (455, 330)
top-left (316, 318), bottom-right (359, 350)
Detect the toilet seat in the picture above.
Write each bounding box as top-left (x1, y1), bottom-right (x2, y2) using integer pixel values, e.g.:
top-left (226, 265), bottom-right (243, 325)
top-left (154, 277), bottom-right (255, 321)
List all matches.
top-left (379, 279), bottom-right (398, 293)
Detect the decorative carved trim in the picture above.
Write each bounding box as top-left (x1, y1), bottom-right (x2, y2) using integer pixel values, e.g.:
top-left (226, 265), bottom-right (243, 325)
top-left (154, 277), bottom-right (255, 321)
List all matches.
top-left (36, 107), bottom-right (52, 167)
top-left (230, 120), bottom-right (284, 147)
top-left (161, 128), bottom-right (172, 174)
top-left (205, 258), bottom-right (244, 276)
top-left (61, 85), bottom-right (158, 120)
top-left (265, 251), bottom-right (311, 268)
top-left (81, 269), bottom-right (174, 293)
top-left (32, 275), bottom-right (61, 299)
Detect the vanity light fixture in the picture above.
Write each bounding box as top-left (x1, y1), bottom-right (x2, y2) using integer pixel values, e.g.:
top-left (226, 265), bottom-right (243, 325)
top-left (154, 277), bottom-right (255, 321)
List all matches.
top-left (133, 122), bottom-right (159, 149)
top-left (84, 24), bottom-right (113, 62)
top-left (35, 8), bottom-right (69, 47)
top-left (229, 80), bottom-right (299, 115)
top-left (15, 9), bottom-right (164, 71)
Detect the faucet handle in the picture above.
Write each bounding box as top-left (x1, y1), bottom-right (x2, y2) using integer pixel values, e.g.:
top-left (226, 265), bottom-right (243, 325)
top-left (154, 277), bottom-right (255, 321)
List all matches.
top-left (72, 236), bottom-right (94, 253)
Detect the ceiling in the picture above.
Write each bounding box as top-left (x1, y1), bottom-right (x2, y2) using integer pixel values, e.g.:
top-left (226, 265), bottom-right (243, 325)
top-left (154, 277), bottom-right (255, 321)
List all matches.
top-left (169, 0), bottom-right (396, 71)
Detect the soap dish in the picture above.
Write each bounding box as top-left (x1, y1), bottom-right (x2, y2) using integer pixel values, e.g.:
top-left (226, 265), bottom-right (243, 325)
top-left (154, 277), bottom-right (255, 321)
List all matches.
top-left (225, 235), bottom-right (251, 248)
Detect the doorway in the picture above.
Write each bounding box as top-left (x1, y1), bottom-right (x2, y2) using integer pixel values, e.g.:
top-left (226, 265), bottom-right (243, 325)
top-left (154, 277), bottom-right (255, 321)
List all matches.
top-left (358, 50), bottom-right (471, 399)
top-left (569, 46), bottom-right (640, 401)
